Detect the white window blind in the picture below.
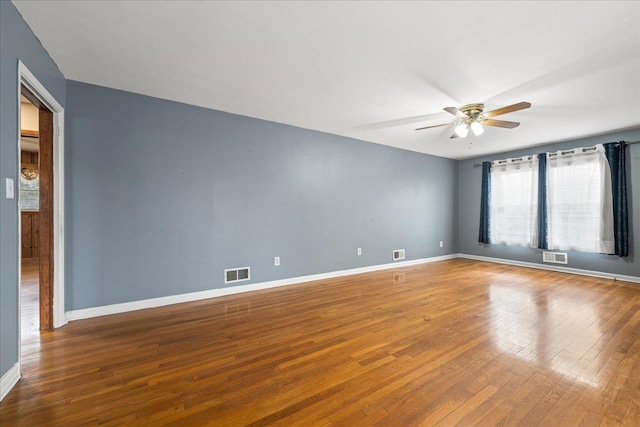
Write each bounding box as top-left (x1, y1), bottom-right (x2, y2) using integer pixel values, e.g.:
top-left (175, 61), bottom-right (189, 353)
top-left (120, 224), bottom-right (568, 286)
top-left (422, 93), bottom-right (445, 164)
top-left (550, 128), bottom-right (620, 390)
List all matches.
top-left (490, 156), bottom-right (538, 247)
top-left (546, 145), bottom-right (614, 254)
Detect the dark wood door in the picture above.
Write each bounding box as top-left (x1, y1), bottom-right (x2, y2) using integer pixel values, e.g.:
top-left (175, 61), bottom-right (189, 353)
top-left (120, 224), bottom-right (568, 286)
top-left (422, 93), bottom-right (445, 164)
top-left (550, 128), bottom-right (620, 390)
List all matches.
top-left (21, 212), bottom-right (40, 259)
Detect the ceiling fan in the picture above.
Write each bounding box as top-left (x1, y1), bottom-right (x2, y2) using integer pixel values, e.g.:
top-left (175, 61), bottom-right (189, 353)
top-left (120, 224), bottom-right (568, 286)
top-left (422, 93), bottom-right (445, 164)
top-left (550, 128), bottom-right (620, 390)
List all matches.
top-left (416, 102), bottom-right (531, 139)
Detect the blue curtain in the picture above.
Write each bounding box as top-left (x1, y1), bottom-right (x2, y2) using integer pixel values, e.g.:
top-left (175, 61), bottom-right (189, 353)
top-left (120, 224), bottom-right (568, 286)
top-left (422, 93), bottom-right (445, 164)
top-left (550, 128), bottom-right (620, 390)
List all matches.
top-left (478, 161), bottom-right (491, 244)
top-left (604, 141), bottom-right (628, 256)
top-left (537, 153), bottom-right (548, 249)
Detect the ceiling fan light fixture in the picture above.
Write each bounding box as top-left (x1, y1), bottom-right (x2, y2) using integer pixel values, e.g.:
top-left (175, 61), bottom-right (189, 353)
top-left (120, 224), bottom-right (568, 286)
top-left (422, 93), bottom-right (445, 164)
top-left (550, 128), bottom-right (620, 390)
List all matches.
top-left (470, 121), bottom-right (484, 136)
top-left (454, 123), bottom-right (469, 138)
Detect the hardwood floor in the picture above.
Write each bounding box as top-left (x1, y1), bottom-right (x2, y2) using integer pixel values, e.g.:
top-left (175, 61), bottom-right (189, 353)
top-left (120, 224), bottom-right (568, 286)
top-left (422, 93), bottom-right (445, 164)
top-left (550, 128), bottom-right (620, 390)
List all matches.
top-left (2, 259), bottom-right (639, 426)
top-left (20, 259), bottom-right (40, 339)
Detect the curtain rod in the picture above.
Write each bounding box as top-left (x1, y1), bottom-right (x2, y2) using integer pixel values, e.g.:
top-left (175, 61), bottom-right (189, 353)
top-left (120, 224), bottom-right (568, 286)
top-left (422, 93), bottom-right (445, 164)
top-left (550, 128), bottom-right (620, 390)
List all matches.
top-left (472, 140), bottom-right (640, 167)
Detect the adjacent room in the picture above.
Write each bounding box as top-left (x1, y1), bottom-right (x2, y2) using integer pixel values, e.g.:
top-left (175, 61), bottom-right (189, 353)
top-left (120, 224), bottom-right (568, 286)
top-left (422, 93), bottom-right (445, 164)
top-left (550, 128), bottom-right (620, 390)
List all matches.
top-left (1, 1), bottom-right (639, 425)
top-left (18, 96), bottom-right (40, 340)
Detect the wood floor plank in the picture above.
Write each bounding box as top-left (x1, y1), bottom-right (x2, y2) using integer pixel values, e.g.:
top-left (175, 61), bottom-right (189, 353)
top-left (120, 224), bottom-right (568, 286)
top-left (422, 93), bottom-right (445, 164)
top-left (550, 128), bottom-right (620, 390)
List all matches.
top-left (2, 259), bottom-right (640, 426)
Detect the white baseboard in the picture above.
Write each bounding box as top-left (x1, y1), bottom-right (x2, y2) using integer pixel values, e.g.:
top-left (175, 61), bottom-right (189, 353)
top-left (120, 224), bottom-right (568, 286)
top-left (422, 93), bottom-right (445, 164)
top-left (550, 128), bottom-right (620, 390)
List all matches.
top-left (66, 254), bottom-right (458, 321)
top-left (459, 253), bottom-right (640, 284)
top-left (0, 363), bottom-right (20, 402)
top-left (65, 252), bottom-right (638, 321)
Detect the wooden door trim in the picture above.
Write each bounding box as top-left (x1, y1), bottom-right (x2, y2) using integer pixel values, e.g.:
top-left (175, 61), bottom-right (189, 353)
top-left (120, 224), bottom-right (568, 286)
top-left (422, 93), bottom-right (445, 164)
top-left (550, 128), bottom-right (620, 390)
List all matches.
top-left (38, 108), bottom-right (54, 330)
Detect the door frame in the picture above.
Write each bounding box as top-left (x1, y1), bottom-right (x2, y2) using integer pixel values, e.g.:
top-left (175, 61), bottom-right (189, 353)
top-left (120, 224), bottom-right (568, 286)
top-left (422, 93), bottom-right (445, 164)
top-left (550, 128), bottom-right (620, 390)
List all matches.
top-left (17, 61), bottom-right (66, 334)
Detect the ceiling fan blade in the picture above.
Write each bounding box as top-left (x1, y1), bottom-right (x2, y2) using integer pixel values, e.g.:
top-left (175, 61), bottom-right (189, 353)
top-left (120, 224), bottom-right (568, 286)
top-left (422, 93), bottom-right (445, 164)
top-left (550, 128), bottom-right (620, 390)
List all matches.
top-left (483, 119), bottom-right (520, 129)
top-left (484, 102), bottom-right (531, 118)
top-left (443, 107), bottom-right (466, 118)
top-left (415, 122), bottom-right (454, 131)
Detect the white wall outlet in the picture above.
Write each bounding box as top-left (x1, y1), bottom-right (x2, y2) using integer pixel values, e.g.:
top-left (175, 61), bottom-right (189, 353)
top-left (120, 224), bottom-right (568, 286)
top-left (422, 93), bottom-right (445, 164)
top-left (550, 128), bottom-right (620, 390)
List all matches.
top-left (357, 248), bottom-right (362, 256)
top-left (439, 241), bottom-right (443, 248)
top-left (5, 178), bottom-right (14, 199)
top-left (274, 256), bottom-right (280, 266)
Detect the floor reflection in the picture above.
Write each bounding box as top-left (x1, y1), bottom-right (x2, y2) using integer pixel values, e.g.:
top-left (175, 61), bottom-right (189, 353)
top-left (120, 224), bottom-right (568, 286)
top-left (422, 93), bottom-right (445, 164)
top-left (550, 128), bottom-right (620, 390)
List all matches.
top-left (489, 280), bottom-right (601, 387)
top-left (21, 259), bottom-right (40, 339)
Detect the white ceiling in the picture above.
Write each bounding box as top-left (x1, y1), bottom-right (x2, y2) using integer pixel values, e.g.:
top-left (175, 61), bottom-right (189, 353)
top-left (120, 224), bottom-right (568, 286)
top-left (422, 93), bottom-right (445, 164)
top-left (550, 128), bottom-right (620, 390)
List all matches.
top-left (13, 1), bottom-right (640, 159)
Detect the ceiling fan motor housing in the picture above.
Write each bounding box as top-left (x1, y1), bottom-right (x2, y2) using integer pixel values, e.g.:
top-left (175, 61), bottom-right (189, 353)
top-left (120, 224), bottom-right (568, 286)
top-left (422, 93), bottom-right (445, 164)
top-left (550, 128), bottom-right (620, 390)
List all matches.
top-left (459, 103), bottom-right (486, 123)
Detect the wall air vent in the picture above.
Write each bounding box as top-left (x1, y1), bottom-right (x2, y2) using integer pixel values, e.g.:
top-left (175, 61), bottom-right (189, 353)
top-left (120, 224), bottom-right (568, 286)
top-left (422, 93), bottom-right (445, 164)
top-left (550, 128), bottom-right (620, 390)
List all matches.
top-left (225, 266), bottom-right (250, 284)
top-left (393, 249), bottom-right (405, 261)
top-left (543, 252), bottom-right (568, 264)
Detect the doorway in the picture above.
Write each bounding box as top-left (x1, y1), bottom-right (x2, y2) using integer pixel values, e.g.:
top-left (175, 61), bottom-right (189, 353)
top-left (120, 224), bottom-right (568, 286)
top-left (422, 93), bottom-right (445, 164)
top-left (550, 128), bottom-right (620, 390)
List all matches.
top-left (18, 95), bottom-right (43, 336)
top-left (19, 86), bottom-right (54, 331)
top-left (17, 61), bottom-right (66, 348)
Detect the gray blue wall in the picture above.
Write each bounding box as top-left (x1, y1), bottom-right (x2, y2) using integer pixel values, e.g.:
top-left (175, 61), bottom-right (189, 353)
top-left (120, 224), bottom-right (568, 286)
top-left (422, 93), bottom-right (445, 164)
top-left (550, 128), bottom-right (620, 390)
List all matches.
top-left (458, 129), bottom-right (640, 277)
top-left (65, 81), bottom-right (458, 311)
top-left (0, 2), bottom-right (66, 379)
top-left (2, 0), bottom-right (638, 389)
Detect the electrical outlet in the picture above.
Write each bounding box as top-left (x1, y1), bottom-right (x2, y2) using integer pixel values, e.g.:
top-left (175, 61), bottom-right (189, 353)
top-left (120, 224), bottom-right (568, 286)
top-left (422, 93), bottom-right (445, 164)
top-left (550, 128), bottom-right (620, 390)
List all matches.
top-left (439, 241), bottom-right (443, 248)
top-left (357, 248), bottom-right (362, 256)
top-left (274, 256), bottom-right (280, 266)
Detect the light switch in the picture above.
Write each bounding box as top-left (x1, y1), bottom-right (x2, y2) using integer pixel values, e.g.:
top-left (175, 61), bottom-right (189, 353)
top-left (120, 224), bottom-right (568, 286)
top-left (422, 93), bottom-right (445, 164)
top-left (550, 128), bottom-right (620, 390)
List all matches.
top-left (5, 178), bottom-right (14, 199)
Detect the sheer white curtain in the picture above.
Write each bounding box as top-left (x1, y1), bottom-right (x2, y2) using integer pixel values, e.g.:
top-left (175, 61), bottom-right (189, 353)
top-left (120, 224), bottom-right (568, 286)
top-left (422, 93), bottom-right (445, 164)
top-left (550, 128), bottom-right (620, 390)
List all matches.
top-left (490, 156), bottom-right (538, 247)
top-left (546, 145), bottom-right (614, 253)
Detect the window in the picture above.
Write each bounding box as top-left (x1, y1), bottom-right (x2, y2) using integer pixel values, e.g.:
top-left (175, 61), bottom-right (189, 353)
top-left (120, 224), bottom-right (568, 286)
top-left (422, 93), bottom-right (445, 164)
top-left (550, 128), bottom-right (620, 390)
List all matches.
top-left (20, 174), bottom-right (39, 211)
top-left (546, 146), bottom-right (614, 253)
top-left (479, 142), bottom-right (626, 255)
top-left (489, 156), bottom-right (538, 247)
